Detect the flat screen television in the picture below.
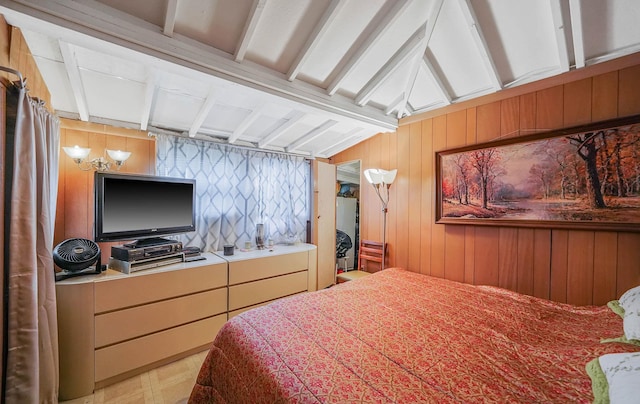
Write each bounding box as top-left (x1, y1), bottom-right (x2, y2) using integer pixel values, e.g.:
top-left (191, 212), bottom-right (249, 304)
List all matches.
top-left (94, 172), bottom-right (196, 244)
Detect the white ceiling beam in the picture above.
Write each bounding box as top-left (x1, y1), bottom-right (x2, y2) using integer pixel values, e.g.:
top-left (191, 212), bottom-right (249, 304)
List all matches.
top-left (58, 40), bottom-right (89, 121)
top-left (400, 0), bottom-right (444, 117)
top-left (355, 22), bottom-right (428, 107)
top-left (326, 0), bottom-right (411, 96)
top-left (228, 105), bottom-right (265, 144)
top-left (139, 68), bottom-right (157, 131)
top-left (422, 54), bottom-right (452, 105)
top-left (234, 0), bottom-right (267, 62)
top-left (457, 0), bottom-right (502, 90)
top-left (163, 0), bottom-right (178, 37)
top-left (385, 93), bottom-right (405, 116)
top-left (286, 119), bottom-right (338, 152)
top-left (569, 0), bottom-right (585, 69)
top-left (287, 0), bottom-right (346, 82)
top-left (1, 0), bottom-right (397, 130)
top-left (258, 111), bottom-right (305, 148)
top-left (188, 88), bottom-right (216, 137)
top-left (550, 0), bottom-right (570, 72)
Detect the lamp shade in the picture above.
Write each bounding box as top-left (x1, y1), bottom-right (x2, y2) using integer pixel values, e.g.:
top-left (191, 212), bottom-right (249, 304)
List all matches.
top-left (62, 145), bottom-right (91, 160)
top-left (107, 149), bottom-right (132, 162)
top-left (364, 168), bottom-right (397, 185)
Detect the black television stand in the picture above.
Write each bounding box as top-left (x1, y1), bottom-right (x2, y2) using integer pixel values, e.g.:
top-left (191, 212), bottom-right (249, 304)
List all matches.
top-left (123, 237), bottom-right (174, 248)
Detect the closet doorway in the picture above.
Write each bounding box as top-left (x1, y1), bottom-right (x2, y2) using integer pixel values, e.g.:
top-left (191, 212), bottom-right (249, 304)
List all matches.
top-left (335, 160), bottom-right (360, 273)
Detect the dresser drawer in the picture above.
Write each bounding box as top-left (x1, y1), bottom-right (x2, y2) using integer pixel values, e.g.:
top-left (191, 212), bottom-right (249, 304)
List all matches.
top-left (229, 270), bottom-right (307, 311)
top-left (95, 288), bottom-right (227, 348)
top-left (94, 314), bottom-right (226, 382)
top-left (95, 263), bottom-right (227, 313)
top-left (228, 251), bottom-right (308, 285)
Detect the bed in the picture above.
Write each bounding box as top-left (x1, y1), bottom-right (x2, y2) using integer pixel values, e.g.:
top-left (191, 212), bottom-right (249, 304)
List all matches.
top-left (189, 268), bottom-right (638, 403)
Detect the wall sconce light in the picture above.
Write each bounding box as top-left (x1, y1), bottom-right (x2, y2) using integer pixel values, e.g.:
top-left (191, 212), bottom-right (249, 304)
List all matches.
top-left (62, 145), bottom-right (131, 171)
top-left (363, 168), bottom-right (397, 269)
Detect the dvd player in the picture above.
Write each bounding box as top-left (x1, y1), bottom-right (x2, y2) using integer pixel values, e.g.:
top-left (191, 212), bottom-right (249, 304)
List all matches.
top-left (111, 241), bottom-right (183, 262)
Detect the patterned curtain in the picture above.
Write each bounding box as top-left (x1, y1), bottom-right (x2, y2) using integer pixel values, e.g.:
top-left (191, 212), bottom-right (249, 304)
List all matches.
top-left (156, 134), bottom-right (310, 252)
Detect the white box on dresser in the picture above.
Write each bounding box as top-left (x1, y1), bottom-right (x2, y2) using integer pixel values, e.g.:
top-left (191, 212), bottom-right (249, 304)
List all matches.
top-left (56, 252), bottom-right (228, 401)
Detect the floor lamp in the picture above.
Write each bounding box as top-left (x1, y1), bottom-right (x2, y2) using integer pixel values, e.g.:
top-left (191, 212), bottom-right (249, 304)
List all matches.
top-left (363, 168), bottom-right (397, 269)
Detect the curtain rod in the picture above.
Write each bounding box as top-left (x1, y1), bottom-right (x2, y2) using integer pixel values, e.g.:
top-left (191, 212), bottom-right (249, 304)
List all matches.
top-left (149, 127), bottom-right (315, 160)
top-left (0, 66), bottom-right (25, 88)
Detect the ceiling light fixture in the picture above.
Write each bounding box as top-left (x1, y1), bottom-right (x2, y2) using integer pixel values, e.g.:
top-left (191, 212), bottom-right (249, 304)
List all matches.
top-left (62, 145), bottom-right (131, 171)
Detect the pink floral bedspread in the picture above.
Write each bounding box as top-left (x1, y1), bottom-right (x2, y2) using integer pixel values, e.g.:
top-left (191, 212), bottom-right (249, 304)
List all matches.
top-left (189, 268), bottom-right (637, 403)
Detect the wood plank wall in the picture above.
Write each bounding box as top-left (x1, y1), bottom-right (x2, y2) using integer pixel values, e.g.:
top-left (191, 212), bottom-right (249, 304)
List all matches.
top-left (55, 120), bottom-right (156, 254)
top-left (332, 55), bottom-right (640, 306)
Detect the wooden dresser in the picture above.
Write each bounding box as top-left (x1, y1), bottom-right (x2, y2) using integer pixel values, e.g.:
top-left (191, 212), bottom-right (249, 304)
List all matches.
top-left (225, 243), bottom-right (317, 318)
top-left (56, 253), bottom-right (228, 400)
top-left (57, 244), bottom-right (318, 400)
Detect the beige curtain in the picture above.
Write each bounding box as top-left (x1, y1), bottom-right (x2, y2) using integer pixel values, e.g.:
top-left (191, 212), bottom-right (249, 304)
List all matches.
top-left (4, 83), bottom-right (60, 403)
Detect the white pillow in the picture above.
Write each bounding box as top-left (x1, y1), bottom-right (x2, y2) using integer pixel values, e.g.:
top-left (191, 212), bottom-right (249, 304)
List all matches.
top-left (619, 285), bottom-right (640, 341)
top-left (599, 352), bottom-right (640, 404)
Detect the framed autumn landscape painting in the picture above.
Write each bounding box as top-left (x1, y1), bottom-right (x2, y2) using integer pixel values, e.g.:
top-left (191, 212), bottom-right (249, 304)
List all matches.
top-left (435, 115), bottom-right (640, 232)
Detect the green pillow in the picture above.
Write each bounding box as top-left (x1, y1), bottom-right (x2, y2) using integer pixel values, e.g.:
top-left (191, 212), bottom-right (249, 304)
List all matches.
top-left (601, 335), bottom-right (640, 347)
top-left (607, 300), bottom-right (625, 318)
top-left (586, 357), bottom-right (609, 404)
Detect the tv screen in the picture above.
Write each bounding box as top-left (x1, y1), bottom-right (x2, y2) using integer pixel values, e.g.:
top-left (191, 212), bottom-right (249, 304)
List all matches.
top-left (94, 172), bottom-right (196, 243)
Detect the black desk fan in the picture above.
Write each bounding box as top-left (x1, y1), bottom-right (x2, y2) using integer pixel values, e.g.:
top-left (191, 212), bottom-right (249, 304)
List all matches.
top-left (53, 238), bottom-right (103, 281)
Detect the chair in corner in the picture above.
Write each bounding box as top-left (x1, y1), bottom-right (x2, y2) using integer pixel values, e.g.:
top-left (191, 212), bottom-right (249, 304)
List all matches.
top-left (336, 240), bottom-right (385, 283)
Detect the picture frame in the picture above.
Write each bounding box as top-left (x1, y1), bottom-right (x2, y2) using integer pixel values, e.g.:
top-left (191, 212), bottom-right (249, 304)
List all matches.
top-left (435, 114), bottom-right (640, 232)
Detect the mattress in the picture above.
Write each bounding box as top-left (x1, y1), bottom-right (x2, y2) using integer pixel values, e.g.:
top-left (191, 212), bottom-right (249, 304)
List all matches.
top-left (189, 268), bottom-right (637, 403)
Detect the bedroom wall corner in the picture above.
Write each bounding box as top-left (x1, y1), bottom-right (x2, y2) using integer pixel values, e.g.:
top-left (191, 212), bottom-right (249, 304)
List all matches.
top-left (331, 52), bottom-right (640, 306)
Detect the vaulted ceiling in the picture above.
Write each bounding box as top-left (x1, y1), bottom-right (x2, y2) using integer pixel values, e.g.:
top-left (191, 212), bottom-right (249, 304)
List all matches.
top-left (1, 0), bottom-right (639, 158)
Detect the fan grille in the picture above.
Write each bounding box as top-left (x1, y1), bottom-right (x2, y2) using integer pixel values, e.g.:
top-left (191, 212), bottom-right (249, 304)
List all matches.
top-left (54, 238), bottom-right (100, 271)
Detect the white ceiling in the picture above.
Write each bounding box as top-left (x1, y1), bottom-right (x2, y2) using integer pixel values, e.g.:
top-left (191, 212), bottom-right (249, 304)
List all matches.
top-left (1, 0), bottom-right (639, 158)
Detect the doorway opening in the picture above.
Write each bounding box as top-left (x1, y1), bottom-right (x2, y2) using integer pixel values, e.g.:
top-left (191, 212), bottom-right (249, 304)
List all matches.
top-left (335, 160), bottom-right (360, 275)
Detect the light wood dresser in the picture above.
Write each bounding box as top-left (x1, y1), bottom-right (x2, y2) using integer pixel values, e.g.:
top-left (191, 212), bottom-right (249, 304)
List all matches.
top-left (224, 243), bottom-right (317, 318)
top-left (57, 244), bottom-right (318, 400)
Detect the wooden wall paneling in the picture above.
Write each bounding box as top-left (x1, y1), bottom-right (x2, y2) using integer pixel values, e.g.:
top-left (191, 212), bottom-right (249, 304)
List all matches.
top-left (464, 226), bottom-right (475, 284)
top-left (519, 92), bottom-right (537, 134)
top-left (550, 229), bottom-right (569, 303)
top-left (500, 97), bottom-right (519, 138)
top-left (63, 130), bottom-right (91, 241)
top-left (532, 229), bottom-right (551, 299)
top-left (473, 226), bottom-right (499, 286)
top-left (464, 109), bottom-right (476, 283)
top-left (476, 101), bottom-right (501, 142)
top-left (498, 227), bottom-right (518, 291)
top-left (516, 228), bottom-right (534, 296)
top-left (419, 119), bottom-right (433, 275)
top-left (446, 110), bottom-right (466, 148)
top-left (563, 78), bottom-right (592, 126)
top-left (618, 65), bottom-right (640, 117)
top-left (430, 115), bottom-right (447, 277)
top-left (566, 231), bottom-right (595, 306)
top-left (443, 111), bottom-right (466, 279)
top-left (616, 232), bottom-right (640, 297)
top-left (127, 137), bottom-right (154, 174)
top-left (592, 71), bottom-right (618, 121)
top-left (407, 122), bottom-right (422, 271)
top-left (395, 125), bottom-right (410, 270)
top-left (386, 132), bottom-right (398, 267)
top-left (87, 134), bottom-right (107, 236)
top-left (444, 226), bottom-right (465, 282)
top-left (536, 85), bottom-right (564, 131)
top-left (466, 107), bottom-right (477, 145)
top-left (592, 232), bottom-right (618, 305)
